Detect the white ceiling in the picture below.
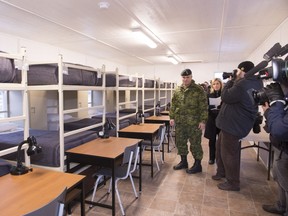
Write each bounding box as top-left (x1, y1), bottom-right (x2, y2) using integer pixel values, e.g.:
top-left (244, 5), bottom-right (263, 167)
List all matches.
top-left (0, 0), bottom-right (287, 66)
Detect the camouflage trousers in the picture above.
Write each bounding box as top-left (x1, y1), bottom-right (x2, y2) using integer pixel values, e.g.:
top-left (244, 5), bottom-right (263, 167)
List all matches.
top-left (175, 124), bottom-right (203, 160)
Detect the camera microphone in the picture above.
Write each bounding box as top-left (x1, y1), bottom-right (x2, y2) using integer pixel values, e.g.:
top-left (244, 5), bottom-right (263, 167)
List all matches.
top-left (277, 43), bottom-right (288, 57)
top-left (244, 61), bottom-right (269, 79)
top-left (263, 42), bottom-right (282, 61)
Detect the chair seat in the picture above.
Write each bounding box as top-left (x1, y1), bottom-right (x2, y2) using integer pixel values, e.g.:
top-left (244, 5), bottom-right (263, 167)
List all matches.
top-left (141, 140), bottom-right (161, 147)
top-left (92, 165), bottom-right (129, 179)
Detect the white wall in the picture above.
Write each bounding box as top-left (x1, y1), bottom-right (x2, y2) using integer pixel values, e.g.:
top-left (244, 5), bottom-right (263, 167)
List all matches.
top-left (248, 17), bottom-right (288, 64)
top-left (0, 32), bottom-right (127, 73)
top-left (28, 91), bottom-right (48, 130)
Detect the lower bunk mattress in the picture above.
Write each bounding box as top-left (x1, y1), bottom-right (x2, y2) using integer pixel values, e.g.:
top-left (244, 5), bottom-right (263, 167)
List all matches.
top-left (0, 129), bottom-right (98, 167)
top-left (64, 118), bottom-right (103, 132)
top-left (92, 112), bottom-right (133, 136)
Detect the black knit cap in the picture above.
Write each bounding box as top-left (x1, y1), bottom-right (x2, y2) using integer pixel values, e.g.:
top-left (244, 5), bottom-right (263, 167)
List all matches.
top-left (237, 61), bottom-right (254, 73)
top-left (181, 69), bottom-right (192, 76)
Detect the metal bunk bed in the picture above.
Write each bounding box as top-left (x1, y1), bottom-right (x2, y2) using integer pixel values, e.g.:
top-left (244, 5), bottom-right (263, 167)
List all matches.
top-left (157, 80), bottom-right (177, 111)
top-left (0, 48), bottom-right (30, 166)
top-left (138, 75), bottom-right (157, 117)
top-left (94, 69), bottom-right (141, 135)
top-left (26, 56), bottom-right (104, 171)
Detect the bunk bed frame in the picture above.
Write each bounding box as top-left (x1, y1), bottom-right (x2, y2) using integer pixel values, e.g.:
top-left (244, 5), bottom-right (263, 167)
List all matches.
top-left (102, 69), bottom-right (141, 134)
top-left (27, 56), bottom-right (105, 171)
top-left (0, 48), bottom-right (30, 167)
top-left (157, 80), bottom-right (177, 111)
top-left (139, 75), bottom-right (157, 117)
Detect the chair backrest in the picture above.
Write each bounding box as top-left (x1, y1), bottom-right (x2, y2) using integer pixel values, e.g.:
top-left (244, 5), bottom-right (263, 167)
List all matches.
top-left (130, 146), bottom-right (140, 174)
top-left (24, 187), bottom-right (67, 216)
top-left (156, 125), bottom-right (166, 146)
top-left (122, 143), bottom-right (140, 176)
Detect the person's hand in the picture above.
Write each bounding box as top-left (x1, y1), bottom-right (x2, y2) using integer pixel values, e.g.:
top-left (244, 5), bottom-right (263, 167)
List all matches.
top-left (170, 119), bottom-right (175, 126)
top-left (198, 122), bottom-right (205, 130)
top-left (261, 101), bottom-right (269, 112)
top-left (264, 82), bottom-right (285, 105)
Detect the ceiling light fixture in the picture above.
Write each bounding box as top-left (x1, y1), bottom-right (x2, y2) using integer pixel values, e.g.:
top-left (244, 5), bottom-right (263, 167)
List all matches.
top-left (168, 55), bottom-right (179, 65)
top-left (98, 1), bottom-right (110, 9)
top-left (132, 28), bottom-right (157, 49)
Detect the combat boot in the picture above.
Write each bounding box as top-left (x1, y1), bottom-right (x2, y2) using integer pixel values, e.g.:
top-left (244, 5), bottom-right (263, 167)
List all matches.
top-left (173, 155), bottom-right (188, 170)
top-left (186, 159), bottom-right (202, 174)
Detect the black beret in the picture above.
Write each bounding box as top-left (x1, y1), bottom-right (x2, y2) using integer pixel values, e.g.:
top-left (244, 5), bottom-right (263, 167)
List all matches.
top-left (238, 61), bottom-right (254, 73)
top-left (181, 69), bottom-right (192, 76)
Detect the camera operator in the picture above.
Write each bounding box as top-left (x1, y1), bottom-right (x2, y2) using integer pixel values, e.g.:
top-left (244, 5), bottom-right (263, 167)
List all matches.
top-left (261, 82), bottom-right (288, 215)
top-left (212, 61), bottom-right (263, 191)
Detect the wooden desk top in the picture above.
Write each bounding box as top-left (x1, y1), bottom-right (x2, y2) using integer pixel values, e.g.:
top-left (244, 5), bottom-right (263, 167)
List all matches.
top-left (160, 110), bottom-right (169, 115)
top-left (0, 168), bottom-right (85, 216)
top-left (145, 115), bottom-right (170, 121)
top-left (118, 123), bottom-right (163, 134)
top-left (66, 137), bottom-right (142, 159)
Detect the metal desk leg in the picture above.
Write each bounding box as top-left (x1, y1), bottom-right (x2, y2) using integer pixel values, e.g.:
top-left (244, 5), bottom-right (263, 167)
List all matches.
top-left (139, 142), bottom-right (142, 192)
top-left (112, 162), bottom-right (115, 216)
top-left (151, 138), bottom-right (154, 178)
top-left (240, 140), bottom-right (272, 181)
top-left (80, 181), bottom-right (85, 216)
top-left (167, 125), bottom-right (170, 154)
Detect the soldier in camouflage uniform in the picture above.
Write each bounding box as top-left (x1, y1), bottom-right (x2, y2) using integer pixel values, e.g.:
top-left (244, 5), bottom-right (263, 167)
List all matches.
top-left (169, 69), bottom-right (208, 174)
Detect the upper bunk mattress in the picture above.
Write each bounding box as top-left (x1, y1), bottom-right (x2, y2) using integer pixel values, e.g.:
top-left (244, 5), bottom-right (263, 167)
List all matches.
top-left (0, 54), bottom-right (17, 83)
top-left (96, 73), bottom-right (137, 87)
top-left (26, 63), bottom-right (98, 86)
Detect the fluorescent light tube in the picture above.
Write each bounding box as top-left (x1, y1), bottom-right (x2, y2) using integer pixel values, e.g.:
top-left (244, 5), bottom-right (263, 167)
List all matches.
top-left (132, 28), bottom-right (157, 49)
top-left (168, 56), bottom-right (179, 64)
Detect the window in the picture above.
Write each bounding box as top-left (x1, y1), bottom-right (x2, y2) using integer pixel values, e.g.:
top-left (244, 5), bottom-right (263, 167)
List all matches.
top-left (88, 90), bottom-right (92, 107)
top-left (214, 72), bottom-right (223, 80)
top-left (0, 91), bottom-right (8, 118)
top-left (214, 71), bottom-right (229, 83)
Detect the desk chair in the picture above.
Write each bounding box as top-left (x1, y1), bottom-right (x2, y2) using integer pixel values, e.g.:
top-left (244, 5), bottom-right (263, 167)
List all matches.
top-left (24, 187), bottom-right (67, 216)
top-left (142, 125), bottom-right (166, 171)
top-left (90, 144), bottom-right (140, 216)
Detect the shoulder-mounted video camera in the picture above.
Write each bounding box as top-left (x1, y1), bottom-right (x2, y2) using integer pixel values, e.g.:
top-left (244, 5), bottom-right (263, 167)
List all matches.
top-left (222, 69), bottom-right (238, 80)
top-left (248, 43), bottom-right (288, 105)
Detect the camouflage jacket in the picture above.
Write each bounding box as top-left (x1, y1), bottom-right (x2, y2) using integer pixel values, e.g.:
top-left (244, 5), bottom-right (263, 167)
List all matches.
top-left (169, 80), bottom-right (208, 126)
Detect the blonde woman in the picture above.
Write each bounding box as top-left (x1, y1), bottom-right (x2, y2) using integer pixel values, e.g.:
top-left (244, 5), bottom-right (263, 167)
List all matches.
top-left (204, 78), bottom-right (223, 164)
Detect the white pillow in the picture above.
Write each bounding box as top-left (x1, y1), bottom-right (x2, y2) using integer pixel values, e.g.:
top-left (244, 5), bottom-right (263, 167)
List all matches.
top-left (0, 123), bottom-right (18, 132)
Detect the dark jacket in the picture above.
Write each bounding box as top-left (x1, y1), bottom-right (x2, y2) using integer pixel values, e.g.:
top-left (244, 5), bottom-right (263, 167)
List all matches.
top-left (264, 101), bottom-right (288, 153)
top-left (204, 90), bottom-right (221, 139)
top-left (216, 76), bottom-right (263, 138)
top-left (264, 102), bottom-right (288, 141)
